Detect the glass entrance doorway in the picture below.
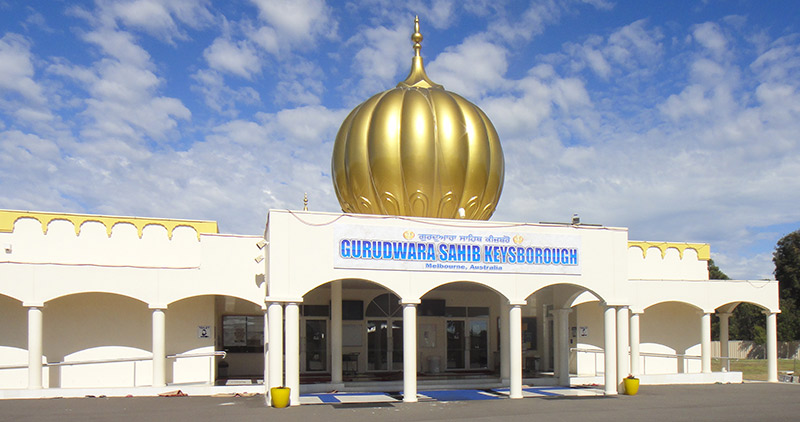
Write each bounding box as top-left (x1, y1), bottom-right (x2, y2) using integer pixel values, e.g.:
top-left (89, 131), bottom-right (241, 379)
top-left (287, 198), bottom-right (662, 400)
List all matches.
top-left (366, 320), bottom-right (403, 370)
top-left (446, 307), bottom-right (489, 370)
top-left (305, 319), bottom-right (327, 372)
top-left (366, 293), bottom-right (403, 371)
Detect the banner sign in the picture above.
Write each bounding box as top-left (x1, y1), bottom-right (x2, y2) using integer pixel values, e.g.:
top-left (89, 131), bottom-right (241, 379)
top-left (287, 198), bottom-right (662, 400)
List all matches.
top-left (334, 224), bottom-right (581, 275)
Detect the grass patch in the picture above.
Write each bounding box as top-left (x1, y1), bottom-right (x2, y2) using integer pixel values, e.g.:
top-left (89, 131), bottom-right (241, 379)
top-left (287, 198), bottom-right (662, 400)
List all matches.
top-left (711, 358), bottom-right (799, 380)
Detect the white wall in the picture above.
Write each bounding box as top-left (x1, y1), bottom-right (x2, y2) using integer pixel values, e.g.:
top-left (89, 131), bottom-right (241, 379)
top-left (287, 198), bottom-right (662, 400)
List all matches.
top-left (266, 210), bottom-right (631, 307)
top-left (0, 294), bottom-right (28, 388)
top-left (43, 293), bottom-right (152, 388)
top-left (168, 296), bottom-right (216, 384)
top-left (639, 302), bottom-right (702, 374)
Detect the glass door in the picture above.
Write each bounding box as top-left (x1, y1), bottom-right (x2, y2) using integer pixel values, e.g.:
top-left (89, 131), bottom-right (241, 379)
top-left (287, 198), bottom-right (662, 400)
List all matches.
top-left (391, 321), bottom-right (403, 369)
top-left (305, 319), bottom-right (327, 372)
top-left (367, 320), bottom-right (388, 370)
top-left (469, 320), bottom-right (488, 369)
top-left (446, 320), bottom-right (466, 369)
top-left (367, 319), bottom-right (403, 371)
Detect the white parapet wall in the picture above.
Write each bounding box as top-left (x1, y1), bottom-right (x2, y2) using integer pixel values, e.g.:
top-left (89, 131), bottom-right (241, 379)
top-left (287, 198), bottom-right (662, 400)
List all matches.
top-left (0, 210), bottom-right (264, 389)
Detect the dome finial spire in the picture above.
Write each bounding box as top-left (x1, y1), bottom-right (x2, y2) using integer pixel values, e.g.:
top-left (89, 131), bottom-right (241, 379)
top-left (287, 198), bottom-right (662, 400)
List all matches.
top-left (412, 15), bottom-right (422, 57)
top-left (398, 16), bottom-right (442, 89)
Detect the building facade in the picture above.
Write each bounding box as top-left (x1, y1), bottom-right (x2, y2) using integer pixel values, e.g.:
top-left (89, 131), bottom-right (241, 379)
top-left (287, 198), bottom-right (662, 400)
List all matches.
top-left (0, 208), bottom-right (781, 404)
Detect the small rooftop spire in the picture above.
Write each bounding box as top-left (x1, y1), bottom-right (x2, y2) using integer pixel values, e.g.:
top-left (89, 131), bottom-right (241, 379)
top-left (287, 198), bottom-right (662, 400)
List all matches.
top-left (397, 16), bottom-right (442, 89)
top-left (412, 16), bottom-right (423, 57)
top-left (303, 192), bottom-right (308, 211)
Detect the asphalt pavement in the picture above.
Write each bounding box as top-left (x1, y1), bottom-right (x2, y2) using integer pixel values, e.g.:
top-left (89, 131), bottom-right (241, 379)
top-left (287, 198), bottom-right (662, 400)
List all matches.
top-left (1, 383), bottom-right (798, 422)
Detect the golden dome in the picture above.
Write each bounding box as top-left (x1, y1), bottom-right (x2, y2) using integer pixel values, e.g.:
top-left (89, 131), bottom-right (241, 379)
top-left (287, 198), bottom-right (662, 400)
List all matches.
top-left (331, 17), bottom-right (504, 220)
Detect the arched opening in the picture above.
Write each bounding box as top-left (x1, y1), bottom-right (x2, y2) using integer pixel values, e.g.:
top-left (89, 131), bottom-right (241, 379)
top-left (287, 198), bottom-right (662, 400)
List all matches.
top-left (0, 294), bottom-right (27, 388)
top-left (365, 292), bottom-right (403, 372)
top-left (210, 295), bottom-right (264, 383)
top-left (299, 279), bottom-right (404, 383)
top-left (712, 301), bottom-right (773, 369)
top-left (640, 301), bottom-right (704, 374)
top-left (43, 292), bottom-right (151, 388)
top-left (418, 282), bottom-right (501, 378)
top-left (523, 283), bottom-right (604, 383)
top-left (166, 295), bottom-right (223, 385)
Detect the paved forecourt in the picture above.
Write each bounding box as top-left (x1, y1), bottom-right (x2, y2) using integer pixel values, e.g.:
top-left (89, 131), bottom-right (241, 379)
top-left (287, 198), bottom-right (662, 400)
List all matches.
top-left (2, 383), bottom-right (800, 422)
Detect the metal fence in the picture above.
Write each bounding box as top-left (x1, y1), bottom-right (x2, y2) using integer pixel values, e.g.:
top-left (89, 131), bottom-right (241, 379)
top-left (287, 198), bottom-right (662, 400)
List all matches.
top-left (712, 341), bottom-right (800, 359)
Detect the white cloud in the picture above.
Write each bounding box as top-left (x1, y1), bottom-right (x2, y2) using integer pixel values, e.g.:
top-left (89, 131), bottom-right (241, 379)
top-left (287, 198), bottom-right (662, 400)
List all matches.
top-left (101, 0), bottom-right (213, 42)
top-left (428, 36), bottom-right (509, 98)
top-left (203, 37), bottom-right (262, 79)
top-left (428, 0), bottom-right (456, 29)
top-left (191, 69), bottom-right (260, 115)
top-left (250, 0), bottom-right (336, 48)
top-left (350, 24), bottom-right (410, 97)
top-left (0, 130), bottom-right (66, 211)
top-left (47, 25), bottom-right (191, 146)
top-left (0, 33), bottom-right (46, 104)
top-left (692, 22), bottom-right (728, 59)
top-left (248, 25), bottom-right (280, 55)
top-left (563, 19), bottom-right (663, 80)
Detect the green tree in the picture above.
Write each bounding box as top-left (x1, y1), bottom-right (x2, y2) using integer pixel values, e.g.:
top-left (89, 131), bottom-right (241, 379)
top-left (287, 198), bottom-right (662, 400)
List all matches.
top-left (708, 258), bottom-right (729, 280)
top-left (774, 229), bottom-right (800, 302)
top-left (774, 229), bottom-right (800, 340)
top-left (709, 259), bottom-right (765, 342)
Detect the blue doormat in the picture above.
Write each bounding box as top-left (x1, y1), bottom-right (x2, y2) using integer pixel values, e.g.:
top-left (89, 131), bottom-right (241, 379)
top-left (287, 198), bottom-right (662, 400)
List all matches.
top-left (420, 389), bottom-right (502, 401)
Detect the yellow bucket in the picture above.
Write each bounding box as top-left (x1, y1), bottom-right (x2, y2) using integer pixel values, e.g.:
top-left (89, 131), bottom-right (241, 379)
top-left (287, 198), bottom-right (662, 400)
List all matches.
top-left (270, 387), bottom-right (291, 408)
top-left (623, 377), bottom-right (639, 395)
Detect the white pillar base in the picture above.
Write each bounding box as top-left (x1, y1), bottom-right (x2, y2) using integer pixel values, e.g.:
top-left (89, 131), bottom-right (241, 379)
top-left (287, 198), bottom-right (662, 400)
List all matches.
top-left (331, 281), bottom-right (343, 384)
top-left (509, 305), bottom-right (523, 399)
top-left (151, 308), bottom-right (167, 388)
top-left (27, 307), bottom-right (43, 390)
top-left (285, 303), bottom-right (300, 406)
top-left (629, 312), bottom-right (641, 377)
top-left (766, 312), bottom-right (778, 383)
top-left (617, 306), bottom-right (630, 388)
top-left (603, 305), bottom-right (617, 396)
top-left (403, 303), bottom-right (418, 402)
top-left (701, 312), bottom-right (712, 374)
top-left (267, 302), bottom-right (283, 406)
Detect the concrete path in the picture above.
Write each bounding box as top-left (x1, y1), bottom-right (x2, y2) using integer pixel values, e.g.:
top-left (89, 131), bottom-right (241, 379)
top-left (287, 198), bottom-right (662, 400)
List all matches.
top-left (1, 383), bottom-right (799, 422)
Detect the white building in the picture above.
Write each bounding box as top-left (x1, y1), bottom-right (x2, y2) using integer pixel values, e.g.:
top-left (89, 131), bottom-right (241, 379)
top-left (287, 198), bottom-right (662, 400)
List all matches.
top-left (0, 207), bottom-right (780, 403)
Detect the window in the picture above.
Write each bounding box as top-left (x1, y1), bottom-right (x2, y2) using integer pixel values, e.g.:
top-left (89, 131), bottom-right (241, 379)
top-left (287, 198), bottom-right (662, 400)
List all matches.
top-left (222, 315), bottom-right (263, 353)
top-left (303, 305), bottom-right (330, 317)
top-left (366, 293), bottom-right (402, 317)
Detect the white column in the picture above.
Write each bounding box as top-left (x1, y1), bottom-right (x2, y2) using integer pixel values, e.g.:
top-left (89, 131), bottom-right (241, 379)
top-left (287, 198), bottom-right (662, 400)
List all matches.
top-left (629, 312), bottom-right (641, 377)
top-left (262, 309), bottom-right (269, 390)
top-left (402, 303), bottom-right (418, 402)
top-left (617, 306), bottom-right (630, 388)
top-left (603, 305), bottom-right (617, 395)
top-left (152, 308), bottom-right (167, 387)
top-left (555, 308), bottom-right (571, 386)
top-left (552, 313), bottom-right (560, 377)
top-left (509, 304), bottom-right (523, 399)
top-left (718, 312), bottom-right (730, 370)
top-left (701, 312), bottom-right (712, 374)
top-left (500, 300), bottom-right (510, 381)
top-left (766, 312), bottom-right (778, 383)
top-left (285, 303), bottom-right (300, 406)
top-left (542, 310), bottom-right (550, 372)
top-left (27, 306), bottom-right (43, 389)
top-left (267, 302), bottom-right (283, 405)
top-left (331, 281), bottom-right (343, 384)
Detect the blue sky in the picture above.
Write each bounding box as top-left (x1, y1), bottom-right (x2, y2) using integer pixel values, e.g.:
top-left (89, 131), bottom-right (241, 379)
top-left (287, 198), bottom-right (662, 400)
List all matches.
top-left (1, 0), bottom-right (799, 280)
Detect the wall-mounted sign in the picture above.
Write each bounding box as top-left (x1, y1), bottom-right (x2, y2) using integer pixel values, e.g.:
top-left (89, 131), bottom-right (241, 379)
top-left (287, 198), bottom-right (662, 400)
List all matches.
top-left (334, 224), bottom-right (581, 275)
top-left (197, 325), bottom-right (210, 339)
